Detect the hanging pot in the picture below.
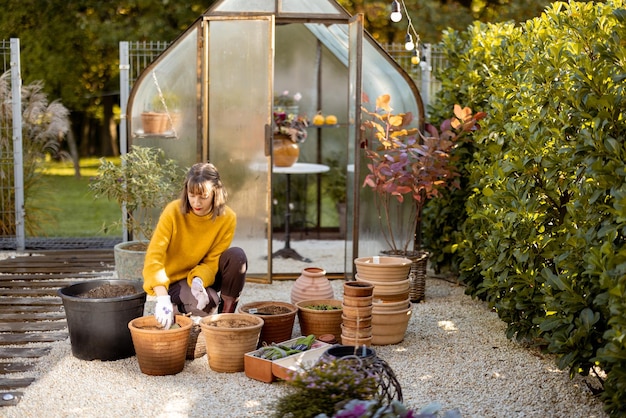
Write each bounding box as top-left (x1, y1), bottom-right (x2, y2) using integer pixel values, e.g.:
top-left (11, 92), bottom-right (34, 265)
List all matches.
top-left (200, 313), bottom-right (264, 373)
top-left (239, 301), bottom-right (298, 346)
top-left (129, 315), bottom-right (193, 376)
top-left (290, 267), bottom-right (334, 305)
top-left (58, 279), bottom-right (146, 361)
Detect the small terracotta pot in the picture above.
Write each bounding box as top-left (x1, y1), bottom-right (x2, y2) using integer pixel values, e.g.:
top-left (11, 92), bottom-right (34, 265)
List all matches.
top-left (296, 299), bottom-right (343, 341)
top-left (343, 281), bottom-right (374, 297)
top-left (341, 304), bottom-right (373, 319)
top-left (238, 301), bottom-right (297, 346)
top-left (342, 294), bottom-right (373, 307)
top-left (342, 314), bottom-right (372, 328)
top-left (200, 313), bottom-right (264, 373)
top-left (341, 324), bottom-right (373, 339)
top-left (128, 315), bottom-right (193, 376)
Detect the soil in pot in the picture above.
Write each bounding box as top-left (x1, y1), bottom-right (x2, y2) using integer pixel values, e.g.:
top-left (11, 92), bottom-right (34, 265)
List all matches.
top-left (240, 301), bottom-right (297, 346)
top-left (77, 284), bottom-right (139, 298)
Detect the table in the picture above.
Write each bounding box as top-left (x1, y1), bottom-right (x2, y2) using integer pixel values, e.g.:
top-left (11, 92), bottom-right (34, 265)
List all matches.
top-left (272, 162), bottom-right (329, 262)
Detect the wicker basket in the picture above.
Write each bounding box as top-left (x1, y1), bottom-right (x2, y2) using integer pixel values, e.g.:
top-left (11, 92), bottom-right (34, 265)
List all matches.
top-left (408, 251), bottom-right (429, 303)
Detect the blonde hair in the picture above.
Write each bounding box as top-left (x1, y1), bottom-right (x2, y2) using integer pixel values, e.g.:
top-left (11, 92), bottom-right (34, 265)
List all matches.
top-left (180, 162), bottom-right (227, 219)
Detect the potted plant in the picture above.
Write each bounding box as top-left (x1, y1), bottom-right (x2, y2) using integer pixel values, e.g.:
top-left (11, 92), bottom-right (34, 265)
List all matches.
top-left (360, 93), bottom-right (486, 301)
top-left (273, 91), bottom-right (308, 167)
top-left (88, 145), bottom-right (184, 279)
top-left (141, 90), bottom-right (181, 135)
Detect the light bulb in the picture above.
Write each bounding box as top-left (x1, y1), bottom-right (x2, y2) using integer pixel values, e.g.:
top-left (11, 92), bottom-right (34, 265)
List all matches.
top-left (390, 0), bottom-right (402, 22)
top-left (404, 33), bottom-right (414, 51)
top-left (411, 49), bottom-right (420, 65)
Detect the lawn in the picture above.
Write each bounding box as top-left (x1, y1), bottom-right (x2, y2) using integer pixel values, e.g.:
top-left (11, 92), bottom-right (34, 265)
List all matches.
top-left (31, 157), bottom-right (122, 238)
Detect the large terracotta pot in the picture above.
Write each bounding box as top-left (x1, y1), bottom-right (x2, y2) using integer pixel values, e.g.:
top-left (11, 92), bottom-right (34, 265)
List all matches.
top-left (238, 301), bottom-right (298, 346)
top-left (356, 275), bottom-right (410, 302)
top-left (290, 267), bottom-right (334, 305)
top-left (296, 299), bottom-right (343, 342)
top-left (58, 279), bottom-right (146, 361)
top-left (200, 313), bottom-right (264, 373)
top-left (128, 315), bottom-right (193, 376)
top-left (371, 301), bottom-right (412, 345)
top-left (273, 135), bottom-right (300, 167)
top-left (354, 256), bottom-right (412, 283)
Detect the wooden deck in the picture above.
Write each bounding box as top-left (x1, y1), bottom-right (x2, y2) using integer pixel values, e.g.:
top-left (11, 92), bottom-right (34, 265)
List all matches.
top-left (0, 250), bottom-right (115, 407)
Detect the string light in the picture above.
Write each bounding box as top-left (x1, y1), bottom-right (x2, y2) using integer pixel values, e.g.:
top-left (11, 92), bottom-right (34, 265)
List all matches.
top-left (411, 48), bottom-right (420, 65)
top-left (404, 33), bottom-right (415, 51)
top-left (390, 0), bottom-right (402, 22)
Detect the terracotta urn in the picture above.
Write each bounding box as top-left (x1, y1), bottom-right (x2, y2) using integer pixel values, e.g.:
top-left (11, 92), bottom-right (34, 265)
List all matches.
top-left (273, 135), bottom-right (300, 167)
top-left (291, 267), bottom-right (334, 305)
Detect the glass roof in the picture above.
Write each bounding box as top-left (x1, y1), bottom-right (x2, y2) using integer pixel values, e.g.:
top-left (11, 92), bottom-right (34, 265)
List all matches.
top-left (211, 0), bottom-right (348, 16)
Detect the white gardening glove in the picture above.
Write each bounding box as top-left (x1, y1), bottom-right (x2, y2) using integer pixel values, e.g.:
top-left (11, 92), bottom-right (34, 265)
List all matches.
top-left (191, 277), bottom-right (210, 310)
top-left (155, 295), bottom-right (174, 329)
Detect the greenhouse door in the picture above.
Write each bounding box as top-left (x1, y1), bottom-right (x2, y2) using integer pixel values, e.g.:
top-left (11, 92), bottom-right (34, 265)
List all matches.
top-left (203, 16), bottom-right (274, 282)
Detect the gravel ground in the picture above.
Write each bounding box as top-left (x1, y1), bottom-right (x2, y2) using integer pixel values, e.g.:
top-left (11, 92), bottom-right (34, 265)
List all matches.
top-left (1, 258), bottom-right (607, 418)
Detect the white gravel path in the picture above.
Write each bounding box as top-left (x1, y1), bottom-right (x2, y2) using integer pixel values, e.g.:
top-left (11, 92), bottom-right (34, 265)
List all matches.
top-left (0, 258), bottom-right (607, 418)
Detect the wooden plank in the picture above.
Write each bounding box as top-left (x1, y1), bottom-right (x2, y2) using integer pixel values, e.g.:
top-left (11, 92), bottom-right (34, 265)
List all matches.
top-left (0, 297), bottom-right (62, 306)
top-left (0, 332), bottom-right (67, 345)
top-left (0, 347), bottom-right (51, 358)
top-left (0, 322), bottom-right (66, 332)
top-left (0, 273), bottom-right (109, 281)
top-left (0, 378), bottom-right (36, 389)
top-left (2, 288), bottom-right (65, 297)
top-left (0, 363), bottom-right (35, 373)
top-left (0, 305), bottom-right (63, 314)
top-left (0, 311), bottom-right (66, 321)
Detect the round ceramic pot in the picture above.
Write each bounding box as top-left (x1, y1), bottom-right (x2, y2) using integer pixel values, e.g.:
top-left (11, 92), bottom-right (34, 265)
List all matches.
top-left (128, 315), bottom-right (193, 376)
top-left (341, 324), bottom-right (373, 339)
top-left (200, 313), bottom-right (264, 373)
top-left (341, 304), bottom-right (373, 319)
top-left (371, 302), bottom-right (412, 345)
top-left (113, 240), bottom-right (148, 281)
top-left (296, 299), bottom-right (343, 342)
top-left (341, 314), bottom-right (372, 329)
top-left (273, 135), bottom-right (300, 167)
top-left (356, 275), bottom-right (410, 302)
top-left (238, 301), bottom-right (298, 346)
top-left (58, 279), bottom-right (146, 361)
top-left (343, 281), bottom-right (374, 298)
top-left (342, 294), bottom-right (373, 307)
top-left (291, 267), bottom-right (334, 305)
top-left (372, 298), bottom-right (411, 312)
top-left (354, 256), bottom-right (412, 283)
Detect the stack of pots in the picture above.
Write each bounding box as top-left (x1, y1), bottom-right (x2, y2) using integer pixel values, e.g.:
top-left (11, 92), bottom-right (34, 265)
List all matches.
top-left (354, 256), bottom-right (413, 345)
top-left (341, 281), bottom-right (374, 346)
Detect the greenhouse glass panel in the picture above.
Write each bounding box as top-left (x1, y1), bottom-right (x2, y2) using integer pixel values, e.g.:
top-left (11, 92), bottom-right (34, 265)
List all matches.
top-left (206, 18), bottom-right (272, 278)
top-left (130, 27), bottom-right (199, 167)
top-left (282, 0), bottom-right (344, 14)
top-left (213, 0), bottom-right (274, 13)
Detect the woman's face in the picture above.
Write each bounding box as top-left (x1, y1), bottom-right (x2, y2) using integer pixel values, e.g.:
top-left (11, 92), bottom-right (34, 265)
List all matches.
top-left (187, 184), bottom-right (212, 216)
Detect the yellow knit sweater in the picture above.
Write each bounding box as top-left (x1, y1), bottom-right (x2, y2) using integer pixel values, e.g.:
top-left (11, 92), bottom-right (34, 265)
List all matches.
top-left (142, 199), bottom-right (236, 296)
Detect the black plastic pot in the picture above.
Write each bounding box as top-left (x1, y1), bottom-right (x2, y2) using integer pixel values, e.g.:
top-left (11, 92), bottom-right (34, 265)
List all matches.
top-left (58, 279), bottom-right (146, 361)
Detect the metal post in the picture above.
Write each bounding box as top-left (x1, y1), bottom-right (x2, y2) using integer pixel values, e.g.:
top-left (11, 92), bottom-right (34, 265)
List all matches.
top-left (119, 42), bottom-right (130, 242)
top-left (10, 38), bottom-right (24, 251)
top-left (420, 44), bottom-right (432, 118)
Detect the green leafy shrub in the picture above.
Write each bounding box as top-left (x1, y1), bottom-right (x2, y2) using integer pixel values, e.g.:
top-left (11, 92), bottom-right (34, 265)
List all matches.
top-left (426, 1), bottom-right (626, 415)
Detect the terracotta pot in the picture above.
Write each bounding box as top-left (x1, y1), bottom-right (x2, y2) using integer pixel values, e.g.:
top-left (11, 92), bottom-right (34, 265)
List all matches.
top-left (373, 298), bottom-right (411, 312)
top-left (339, 335), bottom-right (373, 347)
top-left (291, 267), bottom-right (334, 305)
top-left (341, 324), bottom-right (373, 339)
top-left (200, 313), bottom-right (263, 373)
top-left (342, 294), bottom-right (373, 307)
top-left (371, 302), bottom-right (412, 345)
top-left (356, 275), bottom-right (411, 302)
top-left (343, 281), bottom-right (374, 298)
top-left (273, 135), bottom-right (300, 167)
top-left (238, 301), bottom-right (298, 346)
top-left (296, 299), bottom-right (343, 342)
top-left (128, 315), bottom-right (193, 376)
top-left (341, 314), bottom-right (372, 328)
top-left (141, 111), bottom-right (168, 134)
top-left (354, 256), bottom-right (412, 283)
top-left (341, 304), bottom-right (373, 319)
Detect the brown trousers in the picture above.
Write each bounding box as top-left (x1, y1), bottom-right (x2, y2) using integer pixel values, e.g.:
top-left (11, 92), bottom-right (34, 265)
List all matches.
top-left (168, 247), bottom-right (247, 316)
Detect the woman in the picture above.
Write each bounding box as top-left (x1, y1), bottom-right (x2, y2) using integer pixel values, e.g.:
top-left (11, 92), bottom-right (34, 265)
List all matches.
top-left (142, 162), bottom-right (247, 329)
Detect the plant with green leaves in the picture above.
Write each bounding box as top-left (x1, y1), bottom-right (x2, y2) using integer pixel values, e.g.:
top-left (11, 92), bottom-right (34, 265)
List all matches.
top-left (428, 1), bottom-right (626, 415)
top-left (88, 145), bottom-right (184, 242)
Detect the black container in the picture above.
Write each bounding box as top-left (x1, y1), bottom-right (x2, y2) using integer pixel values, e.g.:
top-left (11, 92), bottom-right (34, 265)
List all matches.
top-left (58, 279), bottom-right (146, 361)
